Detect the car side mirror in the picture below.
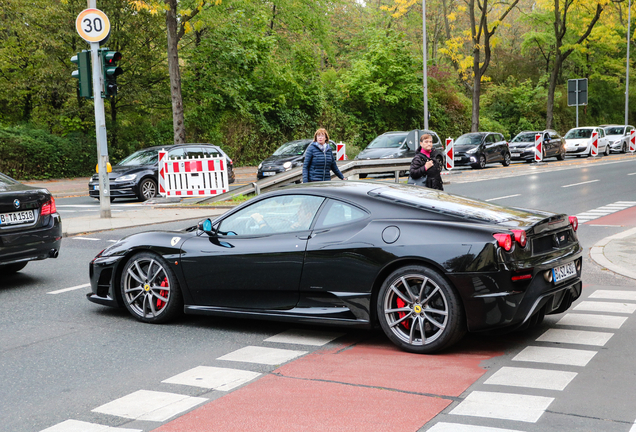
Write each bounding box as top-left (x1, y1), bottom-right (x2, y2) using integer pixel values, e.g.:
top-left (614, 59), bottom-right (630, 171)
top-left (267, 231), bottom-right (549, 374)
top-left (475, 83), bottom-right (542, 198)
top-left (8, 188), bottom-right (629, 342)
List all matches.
top-left (198, 218), bottom-right (216, 236)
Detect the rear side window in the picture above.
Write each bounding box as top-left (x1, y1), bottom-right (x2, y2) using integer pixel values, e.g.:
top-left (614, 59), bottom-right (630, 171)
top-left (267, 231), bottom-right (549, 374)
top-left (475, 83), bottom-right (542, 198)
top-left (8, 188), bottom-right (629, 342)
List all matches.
top-left (316, 199), bottom-right (368, 228)
top-left (168, 148), bottom-right (185, 159)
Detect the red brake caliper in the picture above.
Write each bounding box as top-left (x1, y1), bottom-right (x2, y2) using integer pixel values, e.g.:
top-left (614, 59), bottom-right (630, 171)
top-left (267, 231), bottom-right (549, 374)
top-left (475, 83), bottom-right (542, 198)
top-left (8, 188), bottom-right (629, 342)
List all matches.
top-left (396, 297), bottom-right (410, 329)
top-left (157, 277), bottom-right (168, 309)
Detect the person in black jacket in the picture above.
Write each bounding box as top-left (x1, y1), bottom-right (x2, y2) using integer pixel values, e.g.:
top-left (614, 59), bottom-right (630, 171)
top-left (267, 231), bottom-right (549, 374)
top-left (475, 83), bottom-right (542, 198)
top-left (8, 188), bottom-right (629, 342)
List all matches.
top-left (409, 134), bottom-right (444, 190)
top-left (302, 128), bottom-right (345, 183)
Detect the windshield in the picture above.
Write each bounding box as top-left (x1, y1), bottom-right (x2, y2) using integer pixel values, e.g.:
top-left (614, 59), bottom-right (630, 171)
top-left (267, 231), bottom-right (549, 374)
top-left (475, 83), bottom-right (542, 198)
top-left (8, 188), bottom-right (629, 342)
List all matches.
top-left (369, 185), bottom-right (525, 223)
top-left (511, 133), bottom-right (538, 143)
top-left (273, 140), bottom-right (311, 156)
top-left (604, 126), bottom-right (625, 136)
top-left (366, 133), bottom-right (407, 149)
top-left (455, 134), bottom-right (484, 146)
top-left (0, 173), bottom-right (19, 186)
top-left (117, 148), bottom-right (159, 166)
top-left (565, 129), bottom-right (593, 139)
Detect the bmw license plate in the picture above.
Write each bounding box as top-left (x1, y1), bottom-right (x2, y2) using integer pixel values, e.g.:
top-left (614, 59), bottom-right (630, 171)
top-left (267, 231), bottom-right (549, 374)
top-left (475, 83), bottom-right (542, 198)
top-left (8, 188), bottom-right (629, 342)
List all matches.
top-left (553, 261), bottom-right (577, 283)
top-left (0, 210), bottom-right (35, 226)
top-left (263, 172), bottom-right (276, 176)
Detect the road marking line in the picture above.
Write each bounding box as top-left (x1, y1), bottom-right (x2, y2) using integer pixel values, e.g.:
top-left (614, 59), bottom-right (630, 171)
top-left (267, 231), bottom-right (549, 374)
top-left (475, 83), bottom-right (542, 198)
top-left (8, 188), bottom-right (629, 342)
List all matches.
top-left (536, 329), bottom-right (613, 346)
top-left (627, 173), bottom-right (636, 176)
top-left (574, 301), bottom-right (636, 314)
top-left (162, 366), bottom-right (260, 391)
top-left (449, 391), bottom-right (553, 423)
top-left (484, 194), bottom-right (520, 202)
top-left (562, 179), bottom-right (599, 188)
top-left (92, 390), bottom-right (207, 422)
top-left (512, 346), bottom-right (596, 366)
top-left (72, 237), bottom-right (101, 241)
top-left (557, 313), bottom-right (628, 329)
top-left (40, 419), bottom-right (142, 431)
top-left (217, 346), bottom-right (307, 365)
top-left (590, 290), bottom-right (636, 301)
top-left (427, 423), bottom-right (524, 432)
top-left (484, 366), bottom-right (577, 390)
top-left (47, 283), bottom-right (90, 295)
top-left (264, 329), bottom-right (345, 346)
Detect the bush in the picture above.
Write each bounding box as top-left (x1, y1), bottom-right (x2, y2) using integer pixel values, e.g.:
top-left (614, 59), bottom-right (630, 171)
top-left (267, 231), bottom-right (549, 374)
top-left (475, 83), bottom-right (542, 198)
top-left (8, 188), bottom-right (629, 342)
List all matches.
top-left (0, 126), bottom-right (96, 179)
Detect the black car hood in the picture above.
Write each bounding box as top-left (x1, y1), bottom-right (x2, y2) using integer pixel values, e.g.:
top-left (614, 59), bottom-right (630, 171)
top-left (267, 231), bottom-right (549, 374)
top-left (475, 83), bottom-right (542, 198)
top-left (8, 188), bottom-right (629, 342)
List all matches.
top-left (96, 164), bottom-right (155, 180)
top-left (454, 145), bottom-right (479, 152)
top-left (356, 147), bottom-right (402, 159)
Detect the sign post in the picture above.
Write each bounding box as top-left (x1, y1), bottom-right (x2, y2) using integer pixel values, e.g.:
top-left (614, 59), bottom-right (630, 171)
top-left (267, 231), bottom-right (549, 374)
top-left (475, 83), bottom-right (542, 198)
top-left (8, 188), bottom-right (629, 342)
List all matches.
top-left (445, 138), bottom-right (454, 170)
top-left (630, 129), bottom-right (635, 153)
top-left (76, 7), bottom-right (111, 218)
top-left (568, 78), bottom-right (588, 128)
top-left (534, 133), bottom-right (544, 162)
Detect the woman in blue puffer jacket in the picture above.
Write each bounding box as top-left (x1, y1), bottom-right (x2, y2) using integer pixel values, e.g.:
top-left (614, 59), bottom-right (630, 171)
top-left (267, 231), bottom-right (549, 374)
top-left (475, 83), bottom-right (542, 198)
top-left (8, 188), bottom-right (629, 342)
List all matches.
top-left (302, 128), bottom-right (345, 183)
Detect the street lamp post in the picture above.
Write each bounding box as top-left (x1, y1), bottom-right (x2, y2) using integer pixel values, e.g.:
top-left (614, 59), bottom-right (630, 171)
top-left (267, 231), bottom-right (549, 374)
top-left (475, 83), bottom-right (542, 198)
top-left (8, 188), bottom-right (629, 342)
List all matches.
top-left (626, 0), bottom-right (632, 126)
top-left (423, 0), bottom-right (429, 130)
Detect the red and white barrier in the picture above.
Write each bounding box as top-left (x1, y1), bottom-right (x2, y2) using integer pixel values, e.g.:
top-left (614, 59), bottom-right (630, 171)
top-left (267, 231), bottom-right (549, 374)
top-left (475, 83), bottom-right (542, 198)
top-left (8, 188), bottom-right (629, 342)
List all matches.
top-left (445, 138), bottom-right (454, 170)
top-left (336, 142), bottom-right (347, 161)
top-left (591, 131), bottom-right (598, 157)
top-left (535, 133), bottom-right (543, 162)
top-left (158, 150), bottom-right (228, 197)
top-left (630, 129), bottom-right (635, 153)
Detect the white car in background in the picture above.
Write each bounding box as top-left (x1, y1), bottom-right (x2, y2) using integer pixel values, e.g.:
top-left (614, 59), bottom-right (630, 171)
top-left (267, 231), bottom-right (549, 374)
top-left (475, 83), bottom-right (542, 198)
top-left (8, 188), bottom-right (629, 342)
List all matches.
top-left (564, 126), bottom-right (610, 157)
top-left (603, 125), bottom-right (634, 153)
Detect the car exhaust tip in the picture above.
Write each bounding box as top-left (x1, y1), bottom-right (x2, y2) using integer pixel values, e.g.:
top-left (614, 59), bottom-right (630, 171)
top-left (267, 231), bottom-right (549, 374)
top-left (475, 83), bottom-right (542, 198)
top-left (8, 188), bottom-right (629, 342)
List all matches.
top-left (49, 249), bottom-right (59, 258)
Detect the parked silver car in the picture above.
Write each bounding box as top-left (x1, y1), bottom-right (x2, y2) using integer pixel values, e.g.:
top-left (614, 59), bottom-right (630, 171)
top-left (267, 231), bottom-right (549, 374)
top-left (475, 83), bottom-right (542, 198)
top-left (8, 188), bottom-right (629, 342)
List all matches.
top-left (603, 125), bottom-right (634, 153)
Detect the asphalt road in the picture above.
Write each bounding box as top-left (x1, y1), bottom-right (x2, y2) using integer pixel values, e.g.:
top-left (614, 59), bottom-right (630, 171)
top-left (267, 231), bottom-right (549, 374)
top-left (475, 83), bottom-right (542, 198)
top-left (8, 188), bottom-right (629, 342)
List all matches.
top-left (2, 154), bottom-right (636, 432)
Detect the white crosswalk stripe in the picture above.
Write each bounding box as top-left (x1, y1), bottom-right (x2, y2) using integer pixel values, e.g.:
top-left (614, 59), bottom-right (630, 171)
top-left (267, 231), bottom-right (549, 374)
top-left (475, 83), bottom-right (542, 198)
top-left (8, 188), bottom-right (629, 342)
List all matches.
top-left (217, 345), bottom-right (307, 365)
top-left (449, 391), bottom-right (554, 422)
top-left (576, 201), bottom-right (636, 222)
top-left (264, 329), bottom-right (344, 346)
top-left (512, 346), bottom-right (597, 366)
top-left (536, 328), bottom-right (613, 346)
top-left (573, 301), bottom-right (636, 314)
top-left (427, 423), bottom-right (524, 432)
top-left (484, 366), bottom-right (577, 390)
top-left (162, 366), bottom-right (260, 391)
top-left (589, 290), bottom-right (636, 301)
top-left (556, 313), bottom-right (628, 329)
top-left (92, 390), bottom-right (207, 422)
top-left (40, 420), bottom-right (142, 432)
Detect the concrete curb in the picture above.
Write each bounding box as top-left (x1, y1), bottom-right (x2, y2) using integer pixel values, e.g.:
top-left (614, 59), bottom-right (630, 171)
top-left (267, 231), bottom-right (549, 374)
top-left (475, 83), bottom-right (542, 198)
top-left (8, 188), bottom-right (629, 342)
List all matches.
top-left (589, 226), bottom-right (636, 280)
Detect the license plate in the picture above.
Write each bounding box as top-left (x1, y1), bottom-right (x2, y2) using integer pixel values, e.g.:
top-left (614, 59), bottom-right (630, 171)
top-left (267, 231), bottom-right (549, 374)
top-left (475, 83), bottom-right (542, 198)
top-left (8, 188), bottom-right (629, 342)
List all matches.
top-left (553, 261), bottom-right (577, 283)
top-left (0, 210), bottom-right (35, 225)
top-left (263, 172), bottom-right (276, 176)
top-left (94, 185), bottom-right (99, 190)
top-left (511, 152), bottom-right (520, 157)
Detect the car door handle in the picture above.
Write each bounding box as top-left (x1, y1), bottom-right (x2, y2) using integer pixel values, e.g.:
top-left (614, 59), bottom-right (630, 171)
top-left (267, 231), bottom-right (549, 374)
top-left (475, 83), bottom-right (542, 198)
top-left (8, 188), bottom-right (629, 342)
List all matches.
top-left (297, 229), bottom-right (329, 240)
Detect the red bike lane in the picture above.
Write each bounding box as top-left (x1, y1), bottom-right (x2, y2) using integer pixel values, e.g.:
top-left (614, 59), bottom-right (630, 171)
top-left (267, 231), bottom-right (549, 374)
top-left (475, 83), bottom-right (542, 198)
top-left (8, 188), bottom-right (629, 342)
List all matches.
top-left (153, 336), bottom-right (504, 432)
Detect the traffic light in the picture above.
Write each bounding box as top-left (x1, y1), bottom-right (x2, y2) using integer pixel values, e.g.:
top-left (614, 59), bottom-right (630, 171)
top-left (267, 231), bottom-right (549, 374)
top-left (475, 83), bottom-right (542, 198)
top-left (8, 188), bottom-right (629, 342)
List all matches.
top-left (99, 49), bottom-right (122, 97)
top-left (71, 50), bottom-right (92, 99)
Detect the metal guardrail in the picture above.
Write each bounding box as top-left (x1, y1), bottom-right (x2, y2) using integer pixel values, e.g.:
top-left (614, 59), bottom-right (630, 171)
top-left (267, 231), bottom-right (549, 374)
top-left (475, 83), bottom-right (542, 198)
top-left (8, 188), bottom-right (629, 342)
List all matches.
top-left (196, 158), bottom-right (413, 203)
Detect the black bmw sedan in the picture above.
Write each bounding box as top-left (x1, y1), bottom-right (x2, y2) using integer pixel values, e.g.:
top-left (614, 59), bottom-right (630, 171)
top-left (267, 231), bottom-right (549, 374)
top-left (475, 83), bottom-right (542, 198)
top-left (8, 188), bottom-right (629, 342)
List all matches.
top-left (88, 181), bottom-right (582, 354)
top-left (0, 173), bottom-right (62, 275)
top-left (88, 144), bottom-right (236, 202)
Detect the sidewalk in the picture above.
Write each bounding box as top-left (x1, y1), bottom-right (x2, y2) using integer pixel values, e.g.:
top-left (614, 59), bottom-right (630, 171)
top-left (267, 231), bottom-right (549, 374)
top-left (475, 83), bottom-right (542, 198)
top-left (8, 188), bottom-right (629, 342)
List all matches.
top-left (590, 227), bottom-right (636, 280)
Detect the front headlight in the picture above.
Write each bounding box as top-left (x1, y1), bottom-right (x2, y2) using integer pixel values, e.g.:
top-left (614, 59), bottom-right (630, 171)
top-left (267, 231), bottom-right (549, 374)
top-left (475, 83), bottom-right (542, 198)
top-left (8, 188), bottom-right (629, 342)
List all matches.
top-left (258, 162), bottom-right (262, 170)
top-left (466, 147), bottom-right (478, 154)
top-left (115, 174), bottom-right (137, 182)
top-left (283, 161), bottom-right (292, 169)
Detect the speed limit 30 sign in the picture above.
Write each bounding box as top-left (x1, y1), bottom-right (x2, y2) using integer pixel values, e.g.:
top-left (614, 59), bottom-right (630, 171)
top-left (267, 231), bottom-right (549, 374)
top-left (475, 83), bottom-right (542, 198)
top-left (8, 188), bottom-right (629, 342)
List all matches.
top-left (76, 9), bottom-right (110, 43)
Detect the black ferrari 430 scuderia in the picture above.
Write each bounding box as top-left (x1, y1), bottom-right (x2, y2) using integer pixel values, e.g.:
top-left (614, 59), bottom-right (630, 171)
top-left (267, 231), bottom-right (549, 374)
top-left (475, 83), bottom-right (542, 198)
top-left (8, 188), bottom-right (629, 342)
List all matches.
top-left (88, 181), bottom-right (582, 353)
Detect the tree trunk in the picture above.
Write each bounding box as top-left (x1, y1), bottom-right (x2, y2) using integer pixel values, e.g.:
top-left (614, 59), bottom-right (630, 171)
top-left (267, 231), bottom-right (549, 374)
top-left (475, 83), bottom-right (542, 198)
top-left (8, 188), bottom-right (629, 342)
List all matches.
top-left (166, 0), bottom-right (186, 145)
top-left (546, 56), bottom-right (562, 130)
top-left (472, 48), bottom-right (481, 132)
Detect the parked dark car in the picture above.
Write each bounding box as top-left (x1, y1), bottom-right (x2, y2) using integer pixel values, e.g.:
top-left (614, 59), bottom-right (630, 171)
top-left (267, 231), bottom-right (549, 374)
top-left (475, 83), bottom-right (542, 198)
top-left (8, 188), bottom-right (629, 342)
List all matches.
top-left (256, 139), bottom-right (337, 180)
top-left (454, 132), bottom-right (511, 169)
top-left (88, 181), bottom-right (582, 354)
top-left (355, 130), bottom-right (445, 177)
top-left (88, 144), bottom-right (235, 202)
top-left (0, 173), bottom-right (62, 275)
top-left (509, 130), bottom-right (566, 162)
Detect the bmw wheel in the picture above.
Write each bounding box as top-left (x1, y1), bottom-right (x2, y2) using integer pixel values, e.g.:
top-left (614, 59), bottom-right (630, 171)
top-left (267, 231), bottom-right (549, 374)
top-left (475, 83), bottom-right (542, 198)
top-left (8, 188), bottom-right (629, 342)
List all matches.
top-left (377, 265), bottom-right (465, 353)
top-left (137, 178), bottom-right (157, 201)
top-left (120, 252), bottom-right (183, 324)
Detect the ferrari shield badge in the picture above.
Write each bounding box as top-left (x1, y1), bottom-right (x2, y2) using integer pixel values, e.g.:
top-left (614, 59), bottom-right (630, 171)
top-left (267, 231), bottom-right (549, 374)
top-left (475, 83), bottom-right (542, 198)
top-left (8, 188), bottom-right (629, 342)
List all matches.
top-left (170, 237), bottom-right (181, 246)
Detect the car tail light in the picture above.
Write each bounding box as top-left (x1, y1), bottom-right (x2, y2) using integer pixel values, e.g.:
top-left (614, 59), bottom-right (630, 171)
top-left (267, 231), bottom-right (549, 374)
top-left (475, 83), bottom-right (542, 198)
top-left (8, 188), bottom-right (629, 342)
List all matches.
top-left (512, 272), bottom-right (533, 282)
top-left (511, 229), bottom-right (527, 248)
top-left (569, 216), bottom-right (578, 232)
top-left (493, 233), bottom-right (513, 251)
top-left (41, 197), bottom-right (57, 215)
